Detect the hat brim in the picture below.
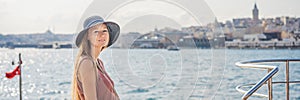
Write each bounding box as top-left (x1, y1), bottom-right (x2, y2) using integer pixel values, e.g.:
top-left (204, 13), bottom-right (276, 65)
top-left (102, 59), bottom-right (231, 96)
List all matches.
top-left (75, 22), bottom-right (120, 47)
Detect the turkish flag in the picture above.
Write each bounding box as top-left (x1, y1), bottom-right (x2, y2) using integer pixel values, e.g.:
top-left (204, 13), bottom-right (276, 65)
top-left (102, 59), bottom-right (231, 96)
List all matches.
top-left (5, 66), bottom-right (21, 79)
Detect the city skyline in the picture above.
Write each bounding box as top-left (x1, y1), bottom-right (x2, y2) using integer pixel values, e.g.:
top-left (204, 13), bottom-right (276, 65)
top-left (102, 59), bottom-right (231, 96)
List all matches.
top-left (0, 0), bottom-right (300, 34)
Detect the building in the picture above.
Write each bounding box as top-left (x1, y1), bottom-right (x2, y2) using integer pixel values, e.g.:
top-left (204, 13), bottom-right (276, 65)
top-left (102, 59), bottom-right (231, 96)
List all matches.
top-left (131, 33), bottom-right (173, 49)
top-left (117, 32), bottom-right (141, 48)
top-left (252, 3), bottom-right (259, 25)
top-left (177, 35), bottom-right (210, 48)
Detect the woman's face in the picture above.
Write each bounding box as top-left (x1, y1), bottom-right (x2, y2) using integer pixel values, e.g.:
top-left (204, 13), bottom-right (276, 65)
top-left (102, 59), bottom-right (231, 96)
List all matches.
top-left (88, 24), bottom-right (110, 48)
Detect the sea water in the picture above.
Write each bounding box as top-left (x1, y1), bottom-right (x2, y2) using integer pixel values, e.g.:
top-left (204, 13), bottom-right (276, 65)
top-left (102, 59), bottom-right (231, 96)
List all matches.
top-left (0, 48), bottom-right (299, 100)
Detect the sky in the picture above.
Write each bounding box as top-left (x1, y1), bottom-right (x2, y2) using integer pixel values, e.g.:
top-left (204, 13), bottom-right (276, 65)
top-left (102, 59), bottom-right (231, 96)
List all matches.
top-left (0, 0), bottom-right (300, 34)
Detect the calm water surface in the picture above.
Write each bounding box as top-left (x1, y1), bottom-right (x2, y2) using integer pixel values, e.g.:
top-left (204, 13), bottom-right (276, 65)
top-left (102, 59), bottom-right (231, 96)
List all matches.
top-left (0, 48), bottom-right (299, 100)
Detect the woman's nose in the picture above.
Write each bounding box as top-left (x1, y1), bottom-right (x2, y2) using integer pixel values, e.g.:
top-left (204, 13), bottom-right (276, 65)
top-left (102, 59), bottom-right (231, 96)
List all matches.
top-left (97, 33), bottom-right (105, 38)
top-left (100, 34), bottom-right (105, 37)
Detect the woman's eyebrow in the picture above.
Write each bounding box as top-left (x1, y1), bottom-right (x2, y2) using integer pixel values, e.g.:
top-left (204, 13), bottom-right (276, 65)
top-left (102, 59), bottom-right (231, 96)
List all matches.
top-left (100, 28), bottom-right (108, 30)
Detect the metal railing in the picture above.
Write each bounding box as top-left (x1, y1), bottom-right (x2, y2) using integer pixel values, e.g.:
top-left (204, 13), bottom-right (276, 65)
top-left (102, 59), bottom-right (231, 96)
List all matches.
top-left (235, 59), bottom-right (300, 100)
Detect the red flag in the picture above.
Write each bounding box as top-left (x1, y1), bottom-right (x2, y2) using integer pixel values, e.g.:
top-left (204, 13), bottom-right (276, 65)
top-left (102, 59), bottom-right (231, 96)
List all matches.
top-left (5, 66), bottom-right (21, 79)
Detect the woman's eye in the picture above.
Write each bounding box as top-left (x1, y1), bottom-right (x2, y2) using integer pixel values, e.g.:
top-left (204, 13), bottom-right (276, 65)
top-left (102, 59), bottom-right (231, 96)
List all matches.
top-left (94, 31), bottom-right (99, 33)
top-left (102, 30), bottom-right (108, 33)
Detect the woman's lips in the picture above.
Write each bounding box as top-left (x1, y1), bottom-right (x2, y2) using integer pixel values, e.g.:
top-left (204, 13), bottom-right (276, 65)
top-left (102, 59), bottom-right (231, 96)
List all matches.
top-left (98, 39), bottom-right (105, 42)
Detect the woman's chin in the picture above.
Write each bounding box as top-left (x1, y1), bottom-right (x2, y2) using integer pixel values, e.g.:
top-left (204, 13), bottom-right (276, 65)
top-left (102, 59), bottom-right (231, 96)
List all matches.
top-left (92, 44), bottom-right (105, 48)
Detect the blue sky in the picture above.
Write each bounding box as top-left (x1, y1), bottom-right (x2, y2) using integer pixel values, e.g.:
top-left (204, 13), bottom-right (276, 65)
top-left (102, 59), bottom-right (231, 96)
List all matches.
top-left (0, 0), bottom-right (299, 34)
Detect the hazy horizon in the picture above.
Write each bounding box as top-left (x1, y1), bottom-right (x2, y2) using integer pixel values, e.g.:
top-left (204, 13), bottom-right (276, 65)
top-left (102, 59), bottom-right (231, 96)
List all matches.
top-left (1, 0), bottom-right (300, 34)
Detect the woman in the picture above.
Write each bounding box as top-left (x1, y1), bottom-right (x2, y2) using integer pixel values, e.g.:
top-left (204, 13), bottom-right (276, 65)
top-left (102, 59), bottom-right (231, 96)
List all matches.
top-left (72, 15), bottom-right (120, 100)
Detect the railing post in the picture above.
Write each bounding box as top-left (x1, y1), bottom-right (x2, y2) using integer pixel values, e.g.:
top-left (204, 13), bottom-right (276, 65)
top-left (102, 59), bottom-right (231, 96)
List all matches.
top-left (268, 69), bottom-right (273, 100)
top-left (236, 59), bottom-right (300, 100)
top-left (286, 60), bottom-right (290, 100)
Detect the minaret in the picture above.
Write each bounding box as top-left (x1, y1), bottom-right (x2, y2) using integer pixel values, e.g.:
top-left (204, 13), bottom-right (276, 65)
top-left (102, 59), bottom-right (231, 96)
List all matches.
top-left (252, 3), bottom-right (259, 24)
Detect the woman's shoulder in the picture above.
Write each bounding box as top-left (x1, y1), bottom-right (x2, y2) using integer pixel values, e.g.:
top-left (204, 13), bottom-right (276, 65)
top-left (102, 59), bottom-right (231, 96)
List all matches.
top-left (78, 56), bottom-right (94, 69)
top-left (78, 56), bottom-right (95, 75)
top-left (79, 55), bottom-right (91, 61)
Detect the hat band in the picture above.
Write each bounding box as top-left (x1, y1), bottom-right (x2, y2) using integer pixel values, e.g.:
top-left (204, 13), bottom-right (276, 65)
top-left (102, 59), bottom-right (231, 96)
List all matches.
top-left (85, 19), bottom-right (103, 29)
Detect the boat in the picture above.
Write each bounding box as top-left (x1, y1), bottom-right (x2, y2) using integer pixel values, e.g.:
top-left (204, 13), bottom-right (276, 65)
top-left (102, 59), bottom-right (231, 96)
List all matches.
top-left (167, 46), bottom-right (180, 51)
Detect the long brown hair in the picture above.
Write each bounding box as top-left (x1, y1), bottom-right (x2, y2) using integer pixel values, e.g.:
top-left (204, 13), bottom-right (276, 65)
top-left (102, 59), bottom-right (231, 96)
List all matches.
top-left (71, 29), bottom-right (95, 100)
top-left (72, 26), bottom-right (107, 100)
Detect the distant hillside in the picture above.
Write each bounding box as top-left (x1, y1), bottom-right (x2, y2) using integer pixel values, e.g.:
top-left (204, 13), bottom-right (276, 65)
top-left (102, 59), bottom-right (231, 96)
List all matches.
top-left (0, 30), bottom-right (74, 44)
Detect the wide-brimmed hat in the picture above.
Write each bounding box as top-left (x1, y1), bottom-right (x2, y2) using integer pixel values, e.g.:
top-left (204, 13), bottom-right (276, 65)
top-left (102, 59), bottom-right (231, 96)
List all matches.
top-left (75, 16), bottom-right (120, 47)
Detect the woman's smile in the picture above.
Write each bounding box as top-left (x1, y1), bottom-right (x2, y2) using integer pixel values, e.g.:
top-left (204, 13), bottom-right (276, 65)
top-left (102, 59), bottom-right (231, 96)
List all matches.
top-left (98, 39), bottom-right (106, 42)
